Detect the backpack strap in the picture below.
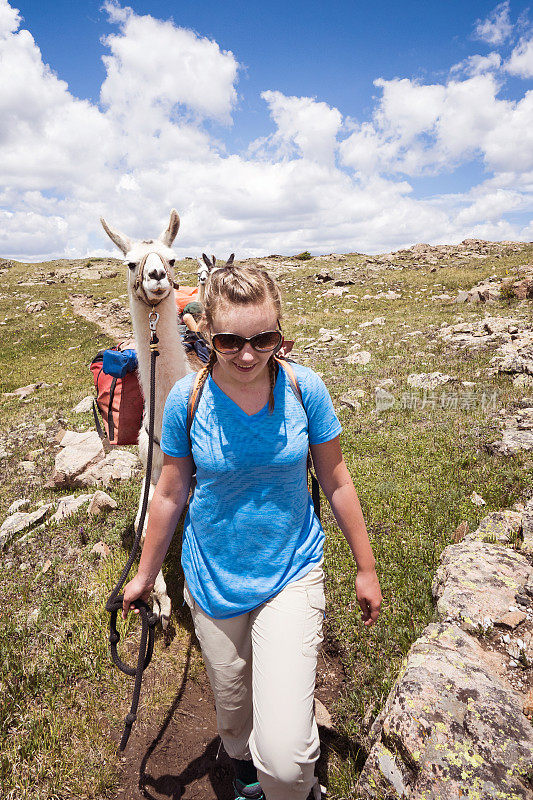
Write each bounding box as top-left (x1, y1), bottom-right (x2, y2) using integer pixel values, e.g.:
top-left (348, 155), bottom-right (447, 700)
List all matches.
top-left (187, 370), bottom-right (206, 445)
top-left (186, 370), bottom-right (208, 485)
top-left (275, 357), bottom-right (321, 522)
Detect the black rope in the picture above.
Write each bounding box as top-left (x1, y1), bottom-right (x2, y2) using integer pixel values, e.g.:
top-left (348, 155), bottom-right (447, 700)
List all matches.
top-left (105, 326), bottom-right (160, 752)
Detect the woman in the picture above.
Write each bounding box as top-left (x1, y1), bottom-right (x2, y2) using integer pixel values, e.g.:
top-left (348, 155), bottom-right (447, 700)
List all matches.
top-left (122, 265), bottom-right (382, 800)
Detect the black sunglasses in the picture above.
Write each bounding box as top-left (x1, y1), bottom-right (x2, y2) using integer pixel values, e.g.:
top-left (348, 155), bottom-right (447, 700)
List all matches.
top-left (211, 328), bottom-right (283, 355)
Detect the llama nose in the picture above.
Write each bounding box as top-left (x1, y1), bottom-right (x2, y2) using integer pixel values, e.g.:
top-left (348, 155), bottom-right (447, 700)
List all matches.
top-left (148, 268), bottom-right (167, 282)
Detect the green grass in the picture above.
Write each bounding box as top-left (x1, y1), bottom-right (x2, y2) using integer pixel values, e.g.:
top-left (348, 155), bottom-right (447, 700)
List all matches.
top-left (0, 247), bottom-right (532, 798)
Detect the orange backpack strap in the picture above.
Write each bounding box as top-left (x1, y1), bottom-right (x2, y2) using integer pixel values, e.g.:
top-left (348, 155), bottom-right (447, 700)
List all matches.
top-left (187, 370), bottom-right (205, 448)
top-left (275, 356), bottom-right (302, 405)
top-left (275, 356), bottom-right (321, 522)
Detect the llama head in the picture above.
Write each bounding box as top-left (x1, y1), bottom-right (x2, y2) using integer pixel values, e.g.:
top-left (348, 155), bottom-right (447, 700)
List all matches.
top-left (197, 252), bottom-right (235, 285)
top-left (100, 209), bottom-right (180, 305)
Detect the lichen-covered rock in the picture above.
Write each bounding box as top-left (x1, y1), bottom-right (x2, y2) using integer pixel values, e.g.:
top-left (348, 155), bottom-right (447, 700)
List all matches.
top-left (488, 429), bottom-right (533, 455)
top-left (431, 538), bottom-right (532, 632)
top-left (522, 497), bottom-right (533, 555)
top-left (466, 510), bottom-right (523, 544)
top-left (407, 372), bottom-right (456, 390)
top-left (358, 623), bottom-right (533, 799)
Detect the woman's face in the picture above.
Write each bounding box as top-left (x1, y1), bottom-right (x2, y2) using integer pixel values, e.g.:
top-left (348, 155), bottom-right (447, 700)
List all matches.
top-left (210, 300), bottom-right (279, 387)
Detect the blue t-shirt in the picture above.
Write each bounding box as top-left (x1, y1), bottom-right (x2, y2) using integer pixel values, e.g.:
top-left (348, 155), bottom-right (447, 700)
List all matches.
top-left (160, 362), bottom-right (342, 619)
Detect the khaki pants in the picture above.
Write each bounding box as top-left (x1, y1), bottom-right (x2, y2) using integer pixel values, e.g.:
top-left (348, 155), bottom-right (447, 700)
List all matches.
top-left (183, 559), bottom-right (325, 800)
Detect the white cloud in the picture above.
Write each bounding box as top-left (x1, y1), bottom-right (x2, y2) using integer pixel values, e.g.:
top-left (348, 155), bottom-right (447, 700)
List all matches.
top-left (340, 73), bottom-right (533, 178)
top-left (454, 188), bottom-right (523, 225)
top-left (0, 0), bottom-right (19, 36)
top-left (474, 1), bottom-right (513, 45)
top-left (255, 91), bottom-right (342, 165)
top-left (505, 36), bottom-right (533, 78)
top-left (0, 0), bottom-right (532, 261)
top-left (450, 52), bottom-right (502, 77)
top-left (100, 0), bottom-right (239, 125)
top-left (0, 210), bottom-right (68, 256)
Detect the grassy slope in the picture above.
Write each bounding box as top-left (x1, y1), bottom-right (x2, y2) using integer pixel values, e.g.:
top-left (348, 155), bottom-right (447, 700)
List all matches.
top-left (0, 249), bottom-right (532, 799)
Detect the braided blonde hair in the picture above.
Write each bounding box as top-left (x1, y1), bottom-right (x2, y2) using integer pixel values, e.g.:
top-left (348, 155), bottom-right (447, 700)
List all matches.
top-left (198, 264), bottom-right (283, 412)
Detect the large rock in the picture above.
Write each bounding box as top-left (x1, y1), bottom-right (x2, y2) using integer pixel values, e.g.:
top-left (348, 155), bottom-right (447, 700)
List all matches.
top-left (489, 407), bottom-right (533, 455)
top-left (522, 497), bottom-right (533, 555)
top-left (52, 430), bottom-right (105, 487)
top-left (345, 350), bottom-right (371, 365)
top-left (488, 429), bottom-right (533, 455)
top-left (51, 494), bottom-right (92, 521)
top-left (76, 449), bottom-right (140, 487)
top-left (87, 490), bottom-right (118, 516)
top-left (73, 396), bottom-right (94, 413)
top-left (0, 504), bottom-right (53, 550)
top-left (358, 623), bottom-right (533, 799)
top-left (431, 538), bottom-right (532, 632)
top-left (407, 372), bottom-right (456, 390)
top-left (467, 509), bottom-right (523, 544)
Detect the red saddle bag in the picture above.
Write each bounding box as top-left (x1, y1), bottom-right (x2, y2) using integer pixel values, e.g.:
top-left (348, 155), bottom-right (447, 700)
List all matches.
top-left (90, 347), bottom-right (144, 446)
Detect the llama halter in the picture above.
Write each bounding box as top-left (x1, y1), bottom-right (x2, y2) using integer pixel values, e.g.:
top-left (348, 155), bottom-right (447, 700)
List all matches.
top-left (132, 252), bottom-right (179, 308)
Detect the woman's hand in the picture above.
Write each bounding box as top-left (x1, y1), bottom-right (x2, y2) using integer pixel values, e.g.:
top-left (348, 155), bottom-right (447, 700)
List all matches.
top-left (122, 574), bottom-right (154, 620)
top-left (355, 567), bottom-right (382, 626)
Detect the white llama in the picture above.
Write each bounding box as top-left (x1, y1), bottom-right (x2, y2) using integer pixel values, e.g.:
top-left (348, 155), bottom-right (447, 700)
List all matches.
top-left (197, 252), bottom-right (234, 304)
top-left (100, 208), bottom-right (190, 629)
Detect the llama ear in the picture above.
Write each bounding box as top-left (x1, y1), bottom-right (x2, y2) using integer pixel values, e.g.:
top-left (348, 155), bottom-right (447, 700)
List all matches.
top-left (212, 255), bottom-right (216, 267)
top-left (226, 253), bottom-right (235, 266)
top-left (202, 253), bottom-right (212, 267)
top-left (160, 208), bottom-right (180, 247)
top-left (100, 217), bottom-right (132, 256)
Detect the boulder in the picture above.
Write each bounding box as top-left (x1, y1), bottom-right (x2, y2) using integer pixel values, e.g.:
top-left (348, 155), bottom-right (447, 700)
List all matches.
top-left (375, 388), bottom-right (395, 412)
top-left (25, 300), bottom-right (48, 313)
top-left (76, 449), bottom-right (140, 487)
top-left (7, 498), bottom-right (30, 514)
top-left (87, 490), bottom-right (118, 516)
top-left (431, 538), bottom-right (532, 632)
top-left (339, 393), bottom-right (361, 411)
top-left (491, 429), bottom-right (533, 454)
top-left (407, 372), bottom-right (455, 390)
top-left (358, 623), bottom-right (533, 799)
top-left (13, 383), bottom-right (40, 398)
top-left (73, 396), bottom-right (94, 414)
top-left (522, 497), bottom-right (533, 555)
top-left (91, 540), bottom-right (111, 558)
top-left (314, 698), bottom-right (333, 730)
top-left (513, 277), bottom-right (533, 300)
top-left (52, 430), bottom-right (105, 487)
top-left (0, 504), bottom-right (53, 550)
top-left (51, 494), bottom-right (92, 521)
top-left (345, 350), bottom-right (371, 365)
top-left (488, 408), bottom-right (533, 455)
top-left (467, 509), bottom-right (522, 544)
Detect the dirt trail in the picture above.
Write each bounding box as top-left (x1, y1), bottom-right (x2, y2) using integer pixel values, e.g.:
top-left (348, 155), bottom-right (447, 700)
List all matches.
top-left (113, 636), bottom-right (348, 800)
top-left (71, 295), bottom-right (133, 343)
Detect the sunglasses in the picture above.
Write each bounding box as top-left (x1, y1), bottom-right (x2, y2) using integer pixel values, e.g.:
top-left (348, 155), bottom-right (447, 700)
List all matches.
top-left (211, 328), bottom-right (283, 355)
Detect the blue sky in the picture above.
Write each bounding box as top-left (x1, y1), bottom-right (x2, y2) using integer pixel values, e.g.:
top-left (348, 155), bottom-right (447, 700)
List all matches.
top-left (1, 0), bottom-right (533, 259)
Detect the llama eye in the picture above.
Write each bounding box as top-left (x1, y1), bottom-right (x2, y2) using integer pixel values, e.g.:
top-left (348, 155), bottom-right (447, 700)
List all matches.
top-left (127, 262), bottom-right (136, 270)
top-left (168, 259), bottom-right (175, 267)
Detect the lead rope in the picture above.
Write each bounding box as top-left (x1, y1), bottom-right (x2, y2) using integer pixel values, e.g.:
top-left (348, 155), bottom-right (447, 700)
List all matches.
top-left (105, 309), bottom-right (161, 752)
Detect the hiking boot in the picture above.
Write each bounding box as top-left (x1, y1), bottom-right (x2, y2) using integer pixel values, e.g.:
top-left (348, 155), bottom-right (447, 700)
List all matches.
top-left (233, 778), bottom-right (265, 800)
